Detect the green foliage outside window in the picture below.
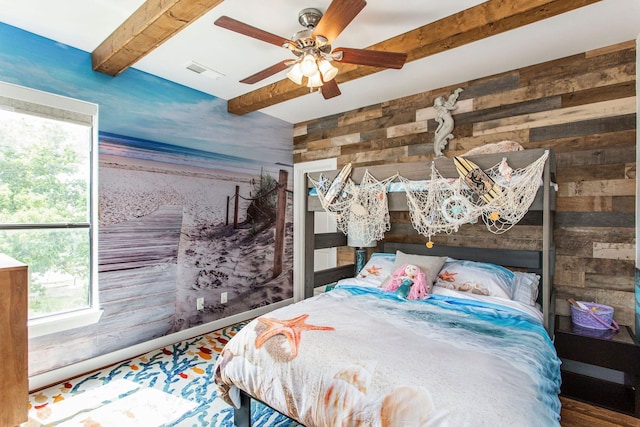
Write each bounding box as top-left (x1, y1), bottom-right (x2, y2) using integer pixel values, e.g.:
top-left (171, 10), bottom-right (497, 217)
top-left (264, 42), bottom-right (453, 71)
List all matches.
top-left (0, 110), bottom-right (91, 317)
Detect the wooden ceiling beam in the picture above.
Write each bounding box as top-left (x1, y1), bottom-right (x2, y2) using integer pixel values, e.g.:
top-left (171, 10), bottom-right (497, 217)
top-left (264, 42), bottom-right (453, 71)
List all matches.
top-left (228, 0), bottom-right (601, 115)
top-left (92, 0), bottom-right (225, 76)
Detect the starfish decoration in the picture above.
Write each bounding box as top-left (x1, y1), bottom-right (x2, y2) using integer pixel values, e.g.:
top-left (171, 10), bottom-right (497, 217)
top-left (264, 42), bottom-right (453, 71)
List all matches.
top-left (255, 314), bottom-right (334, 358)
top-left (438, 270), bottom-right (457, 282)
top-left (316, 174), bottom-right (331, 193)
top-left (365, 265), bottom-right (382, 276)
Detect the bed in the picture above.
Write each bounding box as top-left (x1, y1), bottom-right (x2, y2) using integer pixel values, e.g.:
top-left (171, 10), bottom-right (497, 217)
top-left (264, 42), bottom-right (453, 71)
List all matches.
top-left (214, 148), bottom-right (561, 426)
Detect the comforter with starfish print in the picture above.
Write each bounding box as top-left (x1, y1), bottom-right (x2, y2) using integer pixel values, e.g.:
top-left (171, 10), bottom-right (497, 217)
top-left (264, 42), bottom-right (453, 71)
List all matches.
top-left (213, 285), bottom-right (561, 426)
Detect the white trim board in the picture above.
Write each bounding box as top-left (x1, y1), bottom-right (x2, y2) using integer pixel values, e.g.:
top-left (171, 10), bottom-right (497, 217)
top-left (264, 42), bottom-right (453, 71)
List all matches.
top-left (293, 158), bottom-right (337, 302)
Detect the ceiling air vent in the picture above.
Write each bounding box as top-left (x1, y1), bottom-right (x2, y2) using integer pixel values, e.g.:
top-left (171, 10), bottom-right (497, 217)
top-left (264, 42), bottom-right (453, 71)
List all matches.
top-left (185, 61), bottom-right (225, 80)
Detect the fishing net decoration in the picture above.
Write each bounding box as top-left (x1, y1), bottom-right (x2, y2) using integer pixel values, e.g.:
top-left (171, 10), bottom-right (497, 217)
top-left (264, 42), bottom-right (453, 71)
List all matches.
top-left (399, 164), bottom-right (479, 247)
top-left (309, 170), bottom-right (398, 244)
top-left (401, 150), bottom-right (549, 245)
top-left (309, 150), bottom-right (549, 247)
top-left (481, 150), bottom-right (549, 233)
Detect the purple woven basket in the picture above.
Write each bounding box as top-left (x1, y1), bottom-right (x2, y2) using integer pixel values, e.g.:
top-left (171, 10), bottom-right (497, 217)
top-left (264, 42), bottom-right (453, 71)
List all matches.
top-left (570, 302), bottom-right (614, 330)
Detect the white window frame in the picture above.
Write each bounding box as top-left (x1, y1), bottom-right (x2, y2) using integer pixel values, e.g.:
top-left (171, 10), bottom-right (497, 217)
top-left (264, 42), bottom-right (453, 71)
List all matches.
top-left (0, 81), bottom-right (102, 338)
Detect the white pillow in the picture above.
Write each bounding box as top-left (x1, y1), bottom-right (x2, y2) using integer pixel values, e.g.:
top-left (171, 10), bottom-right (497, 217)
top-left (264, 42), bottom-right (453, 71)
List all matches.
top-left (434, 259), bottom-right (514, 299)
top-left (347, 252), bottom-right (396, 287)
top-left (511, 271), bottom-right (540, 306)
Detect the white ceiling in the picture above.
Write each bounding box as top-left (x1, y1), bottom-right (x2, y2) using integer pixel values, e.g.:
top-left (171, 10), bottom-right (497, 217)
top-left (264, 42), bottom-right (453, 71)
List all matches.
top-left (0, 0), bottom-right (638, 124)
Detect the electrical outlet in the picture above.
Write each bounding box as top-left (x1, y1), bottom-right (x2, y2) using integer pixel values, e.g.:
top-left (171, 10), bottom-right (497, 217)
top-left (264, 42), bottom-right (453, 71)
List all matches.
top-left (221, 292), bottom-right (228, 304)
top-left (196, 297), bottom-right (204, 311)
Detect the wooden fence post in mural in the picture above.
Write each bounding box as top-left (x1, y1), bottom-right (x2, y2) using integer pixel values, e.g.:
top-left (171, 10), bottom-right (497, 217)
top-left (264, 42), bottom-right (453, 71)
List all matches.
top-left (233, 185), bottom-right (239, 229)
top-left (226, 196), bottom-right (230, 226)
top-left (273, 169), bottom-right (288, 278)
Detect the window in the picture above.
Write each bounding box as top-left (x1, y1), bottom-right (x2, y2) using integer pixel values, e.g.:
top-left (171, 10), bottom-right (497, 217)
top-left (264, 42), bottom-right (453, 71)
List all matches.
top-left (0, 82), bottom-right (100, 334)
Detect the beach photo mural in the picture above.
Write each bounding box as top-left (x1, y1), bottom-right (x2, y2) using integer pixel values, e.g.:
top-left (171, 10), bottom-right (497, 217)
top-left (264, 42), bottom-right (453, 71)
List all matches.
top-left (0, 23), bottom-right (293, 370)
top-left (99, 132), bottom-right (293, 334)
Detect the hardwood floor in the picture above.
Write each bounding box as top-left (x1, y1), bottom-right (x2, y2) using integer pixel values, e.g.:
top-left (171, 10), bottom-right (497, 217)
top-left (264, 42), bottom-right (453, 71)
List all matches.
top-left (560, 397), bottom-right (640, 427)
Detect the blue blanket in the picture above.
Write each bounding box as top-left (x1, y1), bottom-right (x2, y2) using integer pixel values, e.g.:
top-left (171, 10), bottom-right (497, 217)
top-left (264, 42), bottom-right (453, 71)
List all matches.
top-left (215, 285), bottom-right (562, 426)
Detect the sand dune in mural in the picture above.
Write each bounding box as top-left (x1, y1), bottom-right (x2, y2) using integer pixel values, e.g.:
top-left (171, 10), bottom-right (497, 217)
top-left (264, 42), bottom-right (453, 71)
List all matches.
top-left (99, 154), bottom-right (293, 334)
top-left (177, 210), bottom-right (294, 330)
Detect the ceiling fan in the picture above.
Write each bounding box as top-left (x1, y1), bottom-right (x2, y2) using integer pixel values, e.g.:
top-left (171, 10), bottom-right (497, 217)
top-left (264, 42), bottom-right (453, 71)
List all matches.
top-left (214, 0), bottom-right (408, 100)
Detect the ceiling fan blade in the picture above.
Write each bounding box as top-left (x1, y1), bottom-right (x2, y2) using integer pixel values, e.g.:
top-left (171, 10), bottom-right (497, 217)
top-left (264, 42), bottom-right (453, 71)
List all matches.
top-left (334, 48), bottom-right (407, 69)
top-left (321, 79), bottom-right (341, 99)
top-left (312, 0), bottom-right (367, 44)
top-left (214, 16), bottom-right (291, 48)
top-left (239, 60), bottom-right (290, 84)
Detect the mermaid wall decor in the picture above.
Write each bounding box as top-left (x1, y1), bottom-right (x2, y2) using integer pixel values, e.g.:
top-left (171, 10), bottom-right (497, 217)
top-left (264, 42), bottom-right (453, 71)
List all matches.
top-left (433, 88), bottom-right (463, 157)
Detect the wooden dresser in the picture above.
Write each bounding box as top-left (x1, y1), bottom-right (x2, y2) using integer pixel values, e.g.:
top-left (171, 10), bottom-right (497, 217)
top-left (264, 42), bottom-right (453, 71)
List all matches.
top-left (0, 254), bottom-right (28, 426)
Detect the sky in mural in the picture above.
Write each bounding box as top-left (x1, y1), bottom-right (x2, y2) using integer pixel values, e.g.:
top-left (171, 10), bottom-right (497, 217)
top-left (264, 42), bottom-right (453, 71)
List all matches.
top-left (0, 23), bottom-right (292, 169)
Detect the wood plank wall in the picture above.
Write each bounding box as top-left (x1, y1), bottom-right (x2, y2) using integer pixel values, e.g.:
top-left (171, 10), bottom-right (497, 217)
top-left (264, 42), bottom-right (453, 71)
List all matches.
top-left (293, 41), bottom-right (637, 331)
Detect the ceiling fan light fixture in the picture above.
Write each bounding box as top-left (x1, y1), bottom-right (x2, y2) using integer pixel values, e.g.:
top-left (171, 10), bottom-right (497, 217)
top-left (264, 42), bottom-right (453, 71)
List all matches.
top-left (300, 54), bottom-right (319, 77)
top-left (287, 62), bottom-right (304, 85)
top-left (318, 59), bottom-right (338, 82)
top-left (306, 71), bottom-right (323, 88)
top-left (216, 1), bottom-right (407, 102)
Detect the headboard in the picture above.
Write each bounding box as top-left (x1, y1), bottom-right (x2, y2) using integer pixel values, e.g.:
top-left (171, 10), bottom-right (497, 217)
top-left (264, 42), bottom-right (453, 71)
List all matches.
top-left (305, 148), bottom-right (556, 333)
